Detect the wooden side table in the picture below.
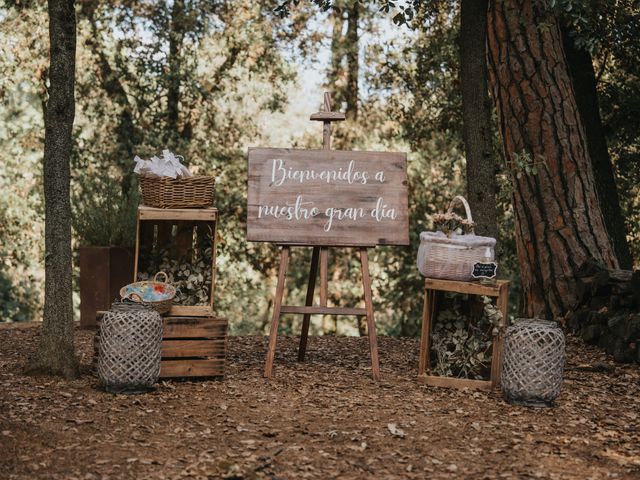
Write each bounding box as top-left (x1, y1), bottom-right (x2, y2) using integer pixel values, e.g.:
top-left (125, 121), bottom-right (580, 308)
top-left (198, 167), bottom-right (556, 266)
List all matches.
top-left (134, 206), bottom-right (218, 317)
top-left (130, 206), bottom-right (226, 379)
top-left (418, 278), bottom-right (510, 390)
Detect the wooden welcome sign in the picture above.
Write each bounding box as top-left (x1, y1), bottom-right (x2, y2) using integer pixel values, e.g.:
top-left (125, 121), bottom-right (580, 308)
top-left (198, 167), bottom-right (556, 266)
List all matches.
top-left (247, 149), bottom-right (409, 246)
top-left (251, 92), bottom-right (409, 382)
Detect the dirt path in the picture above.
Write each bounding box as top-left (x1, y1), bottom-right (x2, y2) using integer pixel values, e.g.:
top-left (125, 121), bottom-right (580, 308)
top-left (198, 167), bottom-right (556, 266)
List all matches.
top-left (1, 324), bottom-right (639, 479)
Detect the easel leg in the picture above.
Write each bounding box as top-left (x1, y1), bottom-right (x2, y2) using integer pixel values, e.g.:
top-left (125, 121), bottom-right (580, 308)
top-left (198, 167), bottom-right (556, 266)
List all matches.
top-left (319, 247), bottom-right (328, 307)
top-left (359, 248), bottom-right (380, 381)
top-left (298, 246), bottom-right (320, 362)
top-left (264, 246), bottom-right (290, 379)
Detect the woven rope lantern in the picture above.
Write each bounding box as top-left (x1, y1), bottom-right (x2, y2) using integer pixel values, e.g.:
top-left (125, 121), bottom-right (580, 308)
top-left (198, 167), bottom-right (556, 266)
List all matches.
top-left (501, 319), bottom-right (565, 407)
top-left (98, 302), bottom-right (163, 393)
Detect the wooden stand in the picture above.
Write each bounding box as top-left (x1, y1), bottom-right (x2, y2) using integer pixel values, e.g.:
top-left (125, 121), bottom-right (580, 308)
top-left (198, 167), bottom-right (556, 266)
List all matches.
top-left (131, 205), bottom-right (226, 378)
top-left (94, 314), bottom-right (228, 379)
top-left (263, 93), bottom-right (380, 381)
top-left (134, 205), bottom-right (218, 317)
top-left (418, 278), bottom-right (510, 390)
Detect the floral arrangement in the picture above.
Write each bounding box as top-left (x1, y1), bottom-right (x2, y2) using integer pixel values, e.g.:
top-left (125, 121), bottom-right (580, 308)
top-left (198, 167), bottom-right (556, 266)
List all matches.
top-left (432, 212), bottom-right (475, 236)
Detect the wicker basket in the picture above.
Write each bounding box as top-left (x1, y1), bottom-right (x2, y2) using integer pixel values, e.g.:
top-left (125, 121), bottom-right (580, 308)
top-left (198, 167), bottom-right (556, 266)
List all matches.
top-left (501, 319), bottom-right (565, 407)
top-left (139, 174), bottom-right (215, 209)
top-left (417, 196), bottom-right (496, 281)
top-left (98, 301), bottom-right (163, 394)
top-left (120, 272), bottom-right (176, 315)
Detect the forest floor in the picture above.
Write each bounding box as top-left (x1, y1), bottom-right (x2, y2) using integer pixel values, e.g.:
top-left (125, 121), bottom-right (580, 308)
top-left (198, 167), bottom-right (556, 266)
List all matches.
top-left (0, 324), bottom-right (639, 480)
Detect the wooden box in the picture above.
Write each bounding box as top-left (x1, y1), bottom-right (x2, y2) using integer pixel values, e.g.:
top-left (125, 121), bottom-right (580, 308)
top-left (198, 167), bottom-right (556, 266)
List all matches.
top-left (79, 246), bottom-right (134, 328)
top-left (160, 316), bottom-right (227, 378)
top-left (94, 315), bottom-right (228, 379)
top-left (418, 278), bottom-right (510, 390)
top-left (134, 206), bottom-right (218, 317)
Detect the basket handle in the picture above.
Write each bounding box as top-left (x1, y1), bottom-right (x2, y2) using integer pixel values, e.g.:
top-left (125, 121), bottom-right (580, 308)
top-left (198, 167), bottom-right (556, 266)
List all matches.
top-left (446, 195), bottom-right (475, 234)
top-left (154, 271), bottom-right (169, 284)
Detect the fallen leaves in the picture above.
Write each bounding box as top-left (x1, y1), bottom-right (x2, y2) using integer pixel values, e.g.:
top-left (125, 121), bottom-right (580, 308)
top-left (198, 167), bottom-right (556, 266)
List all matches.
top-left (387, 423), bottom-right (406, 438)
top-left (0, 329), bottom-right (639, 480)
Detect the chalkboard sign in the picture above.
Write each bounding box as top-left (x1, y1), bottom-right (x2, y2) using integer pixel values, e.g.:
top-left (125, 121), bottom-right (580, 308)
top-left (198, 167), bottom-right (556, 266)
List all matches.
top-left (247, 148), bottom-right (409, 246)
top-left (471, 262), bottom-right (498, 279)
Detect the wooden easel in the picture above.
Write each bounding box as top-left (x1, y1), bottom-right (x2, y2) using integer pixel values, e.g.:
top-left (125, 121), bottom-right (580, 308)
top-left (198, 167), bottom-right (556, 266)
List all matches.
top-left (264, 93), bottom-right (381, 381)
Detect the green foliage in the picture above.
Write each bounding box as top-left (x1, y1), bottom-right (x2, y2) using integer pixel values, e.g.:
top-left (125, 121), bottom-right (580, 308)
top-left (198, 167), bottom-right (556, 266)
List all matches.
top-left (0, 0), bottom-right (637, 326)
top-left (72, 178), bottom-right (139, 247)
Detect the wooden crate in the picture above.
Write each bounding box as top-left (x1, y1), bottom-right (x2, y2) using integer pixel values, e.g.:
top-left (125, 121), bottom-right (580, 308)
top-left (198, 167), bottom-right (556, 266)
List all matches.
top-left (94, 314), bottom-right (228, 379)
top-left (160, 316), bottom-right (227, 378)
top-left (418, 278), bottom-right (510, 390)
top-left (134, 206), bottom-right (218, 317)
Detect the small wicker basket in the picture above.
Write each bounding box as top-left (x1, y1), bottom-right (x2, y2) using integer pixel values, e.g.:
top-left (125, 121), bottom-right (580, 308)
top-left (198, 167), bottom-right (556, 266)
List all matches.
top-left (139, 174), bottom-right (215, 209)
top-left (120, 272), bottom-right (176, 315)
top-left (417, 196), bottom-right (496, 281)
top-left (98, 301), bottom-right (163, 394)
top-left (501, 319), bottom-right (566, 407)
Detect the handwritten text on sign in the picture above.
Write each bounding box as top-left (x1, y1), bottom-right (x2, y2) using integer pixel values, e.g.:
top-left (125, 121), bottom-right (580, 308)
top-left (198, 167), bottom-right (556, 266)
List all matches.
top-left (247, 148), bottom-right (409, 246)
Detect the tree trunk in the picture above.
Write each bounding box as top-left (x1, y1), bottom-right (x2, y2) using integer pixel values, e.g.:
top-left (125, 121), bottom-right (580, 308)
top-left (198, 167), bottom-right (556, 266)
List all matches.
top-left (561, 26), bottom-right (633, 270)
top-left (486, 0), bottom-right (618, 319)
top-left (27, 0), bottom-right (79, 379)
top-left (166, 0), bottom-right (185, 143)
top-left (345, 1), bottom-right (359, 120)
top-left (83, 4), bottom-right (138, 195)
top-left (459, 0), bottom-right (499, 243)
top-left (328, 6), bottom-right (345, 106)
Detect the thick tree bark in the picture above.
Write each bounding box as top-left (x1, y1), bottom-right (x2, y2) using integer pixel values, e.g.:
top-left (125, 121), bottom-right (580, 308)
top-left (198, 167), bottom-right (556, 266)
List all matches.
top-left (459, 0), bottom-right (499, 243)
top-left (561, 27), bottom-right (633, 270)
top-left (27, 0), bottom-right (79, 378)
top-left (486, 0), bottom-right (618, 319)
top-left (344, 1), bottom-right (359, 120)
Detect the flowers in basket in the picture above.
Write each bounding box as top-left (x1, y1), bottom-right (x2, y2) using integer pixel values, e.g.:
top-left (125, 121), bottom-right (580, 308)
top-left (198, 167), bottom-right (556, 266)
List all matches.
top-left (432, 212), bottom-right (475, 237)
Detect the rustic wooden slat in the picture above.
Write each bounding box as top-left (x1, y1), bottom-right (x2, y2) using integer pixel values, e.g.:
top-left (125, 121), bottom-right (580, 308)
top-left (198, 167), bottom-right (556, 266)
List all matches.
top-left (298, 246), bottom-right (320, 362)
top-left (417, 375), bottom-right (493, 391)
top-left (360, 248), bottom-right (380, 381)
top-left (139, 206), bottom-right (217, 221)
top-left (418, 286), bottom-right (431, 377)
top-left (319, 247), bottom-right (328, 307)
top-left (491, 282), bottom-right (510, 389)
top-left (169, 305), bottom-right (214, 317)
top-left (281, 306), bottom-right (367, 316)
top-left (160, 359), bottom-right (224, 378)
top-left (424, 278), bottom-right (509, 297)
top-left (310, 111), bottom-right (346, 121)
top-left (247, 148), bottom-right (409, 246)
top-left (264, 246), bottom-right (290, 379)
top-left (163, 317), bottom-right (228, 338)
top-left (161, 339), bottom-right (225, 358)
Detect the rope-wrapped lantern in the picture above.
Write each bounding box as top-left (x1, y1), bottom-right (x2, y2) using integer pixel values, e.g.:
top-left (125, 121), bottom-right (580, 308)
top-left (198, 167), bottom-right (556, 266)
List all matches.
top-left (98, 301), bottom-right (163, 393)
top-left (501, 319), bottom-right (565, 407)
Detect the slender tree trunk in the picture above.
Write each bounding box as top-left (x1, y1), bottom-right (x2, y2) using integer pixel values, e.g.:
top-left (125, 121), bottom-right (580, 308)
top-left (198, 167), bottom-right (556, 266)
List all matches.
top-left (345, 1), bottom-right (359, 120)
top-left (83, 4), bottom-right (138, 195)
top-left (166, 0), bottom-right (185, 143)
top-left (459, 0), bottom-right (499, 243)
top-left (328, 6), bottom-right (345, 106)
top-left (561, 27), bottom-right (633, 269)
top-left (486, 0), bottom-right (618, 319)
top-left (27, 0), bottom-right (79, 378)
